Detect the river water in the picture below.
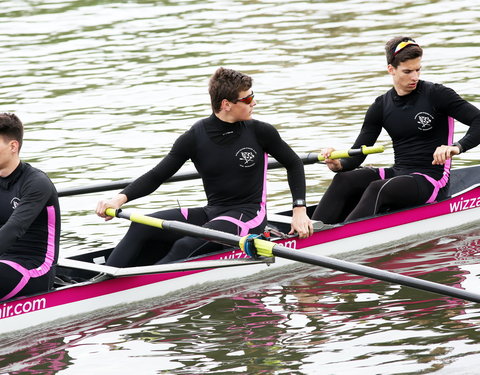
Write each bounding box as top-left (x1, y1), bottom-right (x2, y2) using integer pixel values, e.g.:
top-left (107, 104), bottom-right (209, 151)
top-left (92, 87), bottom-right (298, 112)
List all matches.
top-left (1, 0), bottom-right (480, 374)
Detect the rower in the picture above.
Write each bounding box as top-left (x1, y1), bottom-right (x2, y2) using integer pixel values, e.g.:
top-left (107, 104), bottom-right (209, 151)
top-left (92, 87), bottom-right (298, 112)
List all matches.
top-left (96, 67), bottom-right (313, 267)
top-left (0, 113), bottom-right (60, 301)
top-left (312, 36), bottom-right (480, 224)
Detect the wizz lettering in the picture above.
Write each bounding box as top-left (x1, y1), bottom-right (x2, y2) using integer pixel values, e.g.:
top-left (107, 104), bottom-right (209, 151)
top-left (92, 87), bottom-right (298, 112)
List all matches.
top-left (449, 197), bottom-right (480, 212)
top-left (281, 240), bottom-right (297, 249)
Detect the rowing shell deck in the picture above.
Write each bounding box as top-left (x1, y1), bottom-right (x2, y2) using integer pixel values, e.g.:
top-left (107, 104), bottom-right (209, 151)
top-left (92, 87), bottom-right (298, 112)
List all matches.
top-left (1, 165), bottom-right (480, 335)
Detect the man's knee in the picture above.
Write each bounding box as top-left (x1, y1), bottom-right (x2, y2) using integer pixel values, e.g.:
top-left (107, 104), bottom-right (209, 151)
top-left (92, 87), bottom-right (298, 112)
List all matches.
top-left (331, 169), bottom-right (376, 195)
top-left (169, 236), bottom-right (208, 259)
top-left (364, 180), bottom-right (384, 196)
top-left (331, 171), bottom-right (352, 185)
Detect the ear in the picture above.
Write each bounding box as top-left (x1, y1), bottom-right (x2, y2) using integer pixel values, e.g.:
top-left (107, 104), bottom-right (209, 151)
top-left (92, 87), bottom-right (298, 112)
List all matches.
top-left (220, 98), bottom-right (232, 112)
top-left (387, 64), bottom-right (395, 75)
top-left (9, 140), bottom-right (20, 154)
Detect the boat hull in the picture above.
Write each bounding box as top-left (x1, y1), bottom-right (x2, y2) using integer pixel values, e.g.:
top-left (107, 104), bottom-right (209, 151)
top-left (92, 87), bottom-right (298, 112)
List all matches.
top-left (2, 182), bottom-right (480, 335)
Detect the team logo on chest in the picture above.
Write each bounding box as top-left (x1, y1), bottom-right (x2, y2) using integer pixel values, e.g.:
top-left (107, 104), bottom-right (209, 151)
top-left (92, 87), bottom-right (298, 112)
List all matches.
top-left (236, 147), bottom-right (257, 168)
top-left (10, 197), bottom-right (20, 209)
top-left (415, 112), bottom-right (434, 131)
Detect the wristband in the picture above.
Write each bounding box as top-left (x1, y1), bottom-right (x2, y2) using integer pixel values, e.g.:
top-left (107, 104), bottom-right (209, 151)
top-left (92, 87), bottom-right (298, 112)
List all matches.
top-left (452, 142), bottom-right (464, 154)
top-left (293, 199), bottom-right (306, 208)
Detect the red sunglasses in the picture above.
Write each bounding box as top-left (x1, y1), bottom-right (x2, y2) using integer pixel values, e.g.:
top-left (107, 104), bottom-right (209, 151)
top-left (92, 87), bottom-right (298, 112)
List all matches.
top-left (233, 91), bottom-right (254, 104)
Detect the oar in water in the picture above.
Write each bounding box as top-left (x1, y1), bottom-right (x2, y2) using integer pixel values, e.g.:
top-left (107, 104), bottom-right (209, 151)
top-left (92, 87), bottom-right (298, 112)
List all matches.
top-left (58, 145), bottom-right (384, 197)
top-left (105, 208), bottom-right (480, 304)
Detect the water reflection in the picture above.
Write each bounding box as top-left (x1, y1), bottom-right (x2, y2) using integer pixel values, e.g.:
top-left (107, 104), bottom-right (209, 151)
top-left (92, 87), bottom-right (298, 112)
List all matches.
top-left (2, 229), bottom-right (480, 374)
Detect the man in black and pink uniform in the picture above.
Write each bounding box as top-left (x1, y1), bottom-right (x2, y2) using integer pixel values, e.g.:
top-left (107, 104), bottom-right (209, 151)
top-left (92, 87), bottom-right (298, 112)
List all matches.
top-left (312, 36), bottom-right (480, 224)
top-left (96, 67), bottom-right (313, 266)
top-left (0, 113), bottom-right (60, 300)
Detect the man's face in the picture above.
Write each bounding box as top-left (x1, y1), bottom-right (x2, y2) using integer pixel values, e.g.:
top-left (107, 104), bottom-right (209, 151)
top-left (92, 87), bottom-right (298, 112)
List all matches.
top-left (229, 89), bottom-right (256, 121)
top-left (388, 57), bottom-right (422, 96)
top-left (0, 136), bottom-right (17, 171)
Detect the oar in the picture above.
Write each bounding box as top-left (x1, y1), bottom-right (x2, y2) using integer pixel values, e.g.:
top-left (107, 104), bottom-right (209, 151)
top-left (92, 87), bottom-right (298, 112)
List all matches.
top-left (106, 207), bottom-right (480, 303)
top-left (58, 145), bottom-right (384, 197)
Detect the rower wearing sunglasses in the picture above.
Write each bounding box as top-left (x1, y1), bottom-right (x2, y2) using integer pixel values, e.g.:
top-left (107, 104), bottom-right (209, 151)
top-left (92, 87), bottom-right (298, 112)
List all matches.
top-left (312, 36), bottom-right (480, 224)
top-left (97, 67), bottom-right (313, 267)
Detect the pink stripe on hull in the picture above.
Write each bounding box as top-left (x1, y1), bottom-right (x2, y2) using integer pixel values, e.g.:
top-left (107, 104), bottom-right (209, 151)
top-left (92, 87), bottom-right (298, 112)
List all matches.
top-left (0, 205), bottom-right (57, 301)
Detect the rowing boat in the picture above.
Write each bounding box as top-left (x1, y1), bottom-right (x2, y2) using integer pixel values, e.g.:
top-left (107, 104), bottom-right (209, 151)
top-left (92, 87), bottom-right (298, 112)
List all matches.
top-left (1, 164), bottom-right (479, 335)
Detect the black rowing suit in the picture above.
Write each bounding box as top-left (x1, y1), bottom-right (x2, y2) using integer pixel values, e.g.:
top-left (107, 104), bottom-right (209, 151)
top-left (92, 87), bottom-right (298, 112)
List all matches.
top-left (313, 80), bottom-right (480, 223)
top-left (0, 162), bottom-right (60, 300)
top-left (107, 114), bottom-right (306, 266)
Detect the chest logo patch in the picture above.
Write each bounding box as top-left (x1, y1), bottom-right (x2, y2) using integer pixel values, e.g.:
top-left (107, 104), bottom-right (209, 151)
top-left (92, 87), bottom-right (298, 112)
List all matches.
top-left (10, 197), bottom-right (20, 209)
top-left (415, 112), bottom-right (434, 131)
top-left (236, 147), bottom-right (257, 168)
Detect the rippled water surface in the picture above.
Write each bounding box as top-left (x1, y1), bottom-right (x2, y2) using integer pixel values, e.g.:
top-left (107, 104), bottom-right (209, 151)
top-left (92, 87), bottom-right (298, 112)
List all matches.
top-left (1, 0), bottom-right (480, 374)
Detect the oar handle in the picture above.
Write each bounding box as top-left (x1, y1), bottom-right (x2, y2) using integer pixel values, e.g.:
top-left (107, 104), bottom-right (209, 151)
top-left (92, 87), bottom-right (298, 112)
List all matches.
top-left (106, 208), bottom-right (166, 228)
top-left (106, 208), bottom-right (120, 219)
top-left (317, 145), bottom-right (385, 161)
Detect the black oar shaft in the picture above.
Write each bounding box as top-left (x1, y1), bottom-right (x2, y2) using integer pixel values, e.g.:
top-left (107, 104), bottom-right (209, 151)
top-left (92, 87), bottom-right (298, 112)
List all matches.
top-left (273, 246), bottom-right (480, 303)
top-left (58, 153), bottom-right (319, 197)
top-left (57, 170), bottom-right (201, 197)
top-left (58, 146), bottom-right (384, 197)
top-left (165, 220), bottom-right (241, 245)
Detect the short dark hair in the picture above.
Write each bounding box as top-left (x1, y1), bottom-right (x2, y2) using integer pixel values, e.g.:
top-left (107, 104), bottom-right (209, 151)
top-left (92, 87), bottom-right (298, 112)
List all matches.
top-left (208, 67), bottom-right (253, 113)
top-left (385, 36), bottom-right (423, 67)
top-left (0, 113), bottom-right (23, 150)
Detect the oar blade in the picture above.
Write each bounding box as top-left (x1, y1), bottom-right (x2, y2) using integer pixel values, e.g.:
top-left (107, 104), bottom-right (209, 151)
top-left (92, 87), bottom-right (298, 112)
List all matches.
top-left (271, 245), bottom-right (480, 304)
